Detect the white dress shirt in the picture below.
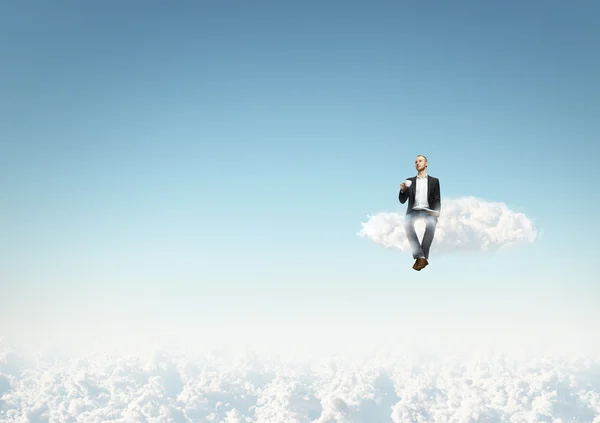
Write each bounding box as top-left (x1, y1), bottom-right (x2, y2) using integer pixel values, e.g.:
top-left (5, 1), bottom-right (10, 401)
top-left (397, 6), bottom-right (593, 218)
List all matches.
top-left (413, 173), bottom-right (429, 210)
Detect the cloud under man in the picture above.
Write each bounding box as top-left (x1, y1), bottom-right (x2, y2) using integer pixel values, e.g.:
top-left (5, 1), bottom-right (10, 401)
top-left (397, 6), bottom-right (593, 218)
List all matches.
top-left (359, 196), bottom-right (537, 254)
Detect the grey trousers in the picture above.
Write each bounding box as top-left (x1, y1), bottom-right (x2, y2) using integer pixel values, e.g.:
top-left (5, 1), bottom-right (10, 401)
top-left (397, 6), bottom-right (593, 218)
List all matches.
top-left (403, 210), bottom-right (438, 259)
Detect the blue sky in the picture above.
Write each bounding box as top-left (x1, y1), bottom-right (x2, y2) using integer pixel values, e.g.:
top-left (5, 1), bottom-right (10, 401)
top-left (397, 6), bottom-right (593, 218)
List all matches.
top-left (1, 1), bottom-right (599, 354)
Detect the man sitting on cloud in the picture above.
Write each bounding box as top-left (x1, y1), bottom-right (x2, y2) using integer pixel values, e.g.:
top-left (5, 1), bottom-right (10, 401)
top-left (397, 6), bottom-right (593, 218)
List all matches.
top-left (358, 157), bottom-right (536, 264)
top-left (399, 155), bottom-right (442, 271)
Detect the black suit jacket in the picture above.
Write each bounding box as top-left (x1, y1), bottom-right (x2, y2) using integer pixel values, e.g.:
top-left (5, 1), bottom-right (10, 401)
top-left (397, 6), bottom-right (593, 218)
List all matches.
top-left (398, 175), bottom-right (441, 216)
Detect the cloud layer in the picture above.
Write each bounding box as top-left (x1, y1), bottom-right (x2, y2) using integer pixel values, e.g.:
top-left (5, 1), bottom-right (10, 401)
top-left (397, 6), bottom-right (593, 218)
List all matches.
top-left (1, 347), bottom-right (599, 422)
top-left (359, 197), bottom-right (538, 254)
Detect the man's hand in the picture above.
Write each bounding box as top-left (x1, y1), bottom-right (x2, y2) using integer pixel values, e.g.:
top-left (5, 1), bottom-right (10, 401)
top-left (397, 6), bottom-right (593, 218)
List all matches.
top-left (400, 182), bottom-right (406, 193)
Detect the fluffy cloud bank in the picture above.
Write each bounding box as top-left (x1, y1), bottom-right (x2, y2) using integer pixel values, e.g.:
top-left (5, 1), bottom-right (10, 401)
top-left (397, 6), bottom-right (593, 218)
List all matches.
top-left (1, 347), bottom-right (599, 422)
top-left (359, 197), bottom-right (537, 254)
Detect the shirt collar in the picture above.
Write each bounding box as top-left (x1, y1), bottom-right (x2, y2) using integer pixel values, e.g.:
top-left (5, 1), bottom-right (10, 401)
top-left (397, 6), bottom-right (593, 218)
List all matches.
top-left (416, 173), bottom-right (428, 179)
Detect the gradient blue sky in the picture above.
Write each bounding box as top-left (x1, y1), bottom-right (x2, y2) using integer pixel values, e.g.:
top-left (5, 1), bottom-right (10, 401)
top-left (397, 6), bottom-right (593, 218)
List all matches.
top-left (1, 1), bottom-right (599, 354)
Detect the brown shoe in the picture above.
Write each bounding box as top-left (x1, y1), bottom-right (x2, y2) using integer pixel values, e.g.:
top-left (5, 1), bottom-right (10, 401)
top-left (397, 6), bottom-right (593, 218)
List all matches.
top-left (413, 257), bottom-right (428, 271)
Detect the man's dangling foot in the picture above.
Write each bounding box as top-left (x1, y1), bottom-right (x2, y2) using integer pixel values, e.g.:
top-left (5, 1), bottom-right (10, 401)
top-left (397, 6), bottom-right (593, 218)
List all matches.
top-left (412, 259), bottom-right (420, 270)
top-left (413, 257), bottom-right (428, 271)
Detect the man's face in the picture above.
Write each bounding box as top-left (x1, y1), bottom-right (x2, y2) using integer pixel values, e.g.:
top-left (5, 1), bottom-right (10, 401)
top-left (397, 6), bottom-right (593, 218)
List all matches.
top-left (415, 156), bottom-right (427, 172)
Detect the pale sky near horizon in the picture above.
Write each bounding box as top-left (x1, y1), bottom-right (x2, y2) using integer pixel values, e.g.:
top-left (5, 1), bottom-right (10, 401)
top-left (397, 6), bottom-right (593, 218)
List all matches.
top-left (1, 1), bottom-right (599, 356)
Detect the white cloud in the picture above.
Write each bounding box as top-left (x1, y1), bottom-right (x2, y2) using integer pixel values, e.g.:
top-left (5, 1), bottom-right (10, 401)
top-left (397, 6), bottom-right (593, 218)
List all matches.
top-left (359, 196), bottom-right (538, 254)
top-left (1, 345), bottom-right (599, 422)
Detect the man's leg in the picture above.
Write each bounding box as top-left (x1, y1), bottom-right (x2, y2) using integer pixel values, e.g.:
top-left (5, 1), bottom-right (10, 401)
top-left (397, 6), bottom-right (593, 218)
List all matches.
top-left (403, 212), bottom-right (425, 259)
top-left (420, 214), bottom-right (438, 260)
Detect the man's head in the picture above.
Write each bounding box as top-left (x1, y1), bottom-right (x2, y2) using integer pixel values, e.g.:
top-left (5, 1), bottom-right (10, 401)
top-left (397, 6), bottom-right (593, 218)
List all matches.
top-left (415, 155), bottom-right (428, 173)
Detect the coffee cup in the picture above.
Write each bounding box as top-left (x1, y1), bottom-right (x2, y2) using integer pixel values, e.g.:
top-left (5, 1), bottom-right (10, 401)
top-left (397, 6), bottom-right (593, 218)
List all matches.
top-left (404, 180), bottom-right (412, 188)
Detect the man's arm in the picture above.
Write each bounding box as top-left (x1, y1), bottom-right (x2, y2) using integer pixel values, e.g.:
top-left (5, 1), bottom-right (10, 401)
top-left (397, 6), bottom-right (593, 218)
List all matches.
top-left (399, 184), bottom-right (408, 204)
top-left (432, 179), bottom-right (441, 212)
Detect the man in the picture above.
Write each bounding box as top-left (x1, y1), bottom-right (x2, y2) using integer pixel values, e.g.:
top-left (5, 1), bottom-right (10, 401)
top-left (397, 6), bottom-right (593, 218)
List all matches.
top-left (399, 155), bottom-right (441, 271)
